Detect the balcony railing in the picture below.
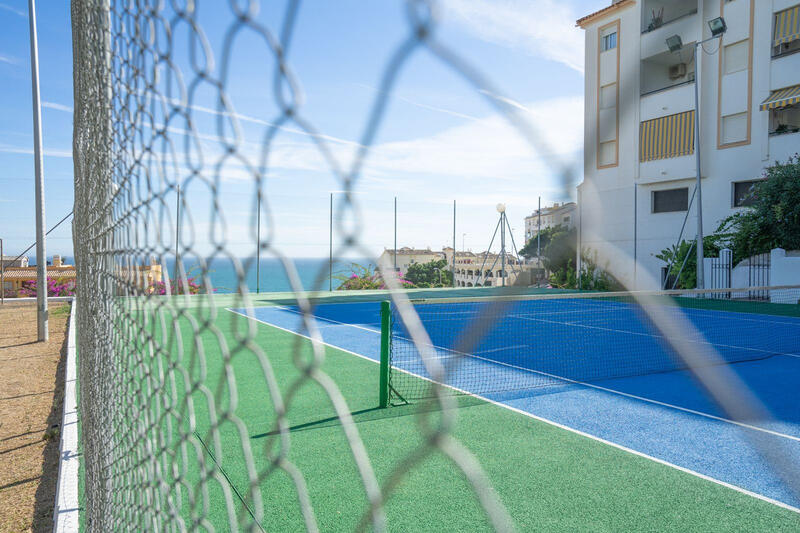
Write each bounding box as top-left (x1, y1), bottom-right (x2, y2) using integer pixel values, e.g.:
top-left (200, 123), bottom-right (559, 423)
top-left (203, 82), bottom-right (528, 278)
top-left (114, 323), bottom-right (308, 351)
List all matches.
top-left (641, 77), bottom-right (695, 98)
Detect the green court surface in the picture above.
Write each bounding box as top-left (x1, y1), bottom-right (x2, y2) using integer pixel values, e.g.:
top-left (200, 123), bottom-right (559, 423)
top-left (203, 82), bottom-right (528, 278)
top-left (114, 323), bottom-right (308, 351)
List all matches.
top-left (90, 293), bottom-right (800, 532)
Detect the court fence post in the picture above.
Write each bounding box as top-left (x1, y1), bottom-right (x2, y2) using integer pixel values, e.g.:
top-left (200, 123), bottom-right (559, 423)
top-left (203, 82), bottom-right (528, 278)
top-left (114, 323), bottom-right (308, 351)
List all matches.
top-left (379, 300), bottom-right (391, 408)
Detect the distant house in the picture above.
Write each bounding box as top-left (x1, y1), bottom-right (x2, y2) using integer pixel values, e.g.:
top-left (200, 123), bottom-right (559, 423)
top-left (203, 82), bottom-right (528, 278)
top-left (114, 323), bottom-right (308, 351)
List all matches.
top-left (1, 255), bottom-right (163, 296)
top-left (2, 255), bottom-right (75, 296)
top-left (1, 255), bottom-right (29, 268)
top-left (379, 247), bottom-right (445, 277)
top-left (446, 248), bottom-right (521, 287)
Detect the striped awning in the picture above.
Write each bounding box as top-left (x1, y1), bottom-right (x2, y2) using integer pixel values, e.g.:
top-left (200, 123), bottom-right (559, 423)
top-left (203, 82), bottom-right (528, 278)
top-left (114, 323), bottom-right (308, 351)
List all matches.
top-left (774, 5), bottom-right (800, 46)
top-left (760, 85), bottom-right (800, 110)
top-left (639, 110), bottom-right (694, 162)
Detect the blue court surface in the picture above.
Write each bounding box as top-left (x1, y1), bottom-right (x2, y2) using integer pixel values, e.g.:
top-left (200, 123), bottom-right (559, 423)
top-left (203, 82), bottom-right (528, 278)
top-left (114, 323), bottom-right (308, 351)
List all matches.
top-left (230, 297), bottom-right (800, 510)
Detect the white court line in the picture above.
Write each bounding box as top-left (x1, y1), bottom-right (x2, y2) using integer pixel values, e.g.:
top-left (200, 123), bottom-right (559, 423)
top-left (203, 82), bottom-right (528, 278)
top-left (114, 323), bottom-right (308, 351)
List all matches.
top-left (226, 307), bottom-right (800, 515)
top-left (514, 314), bottom-right (800, 360)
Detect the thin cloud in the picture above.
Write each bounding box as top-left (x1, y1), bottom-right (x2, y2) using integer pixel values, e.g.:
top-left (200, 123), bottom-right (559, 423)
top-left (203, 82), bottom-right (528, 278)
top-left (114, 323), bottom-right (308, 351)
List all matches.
top-left (0, 144), bottom-right (73, 158)
top-left (0, 3), bottom-right (26, 17)
top-left (354, 83), bottom-right (481, 122)
top-left (43, 101), bottom-right (73, 113)
top-left (0, 54), bottom-right (19, 65)
top-left (441, 0), bottom-right (585, 72)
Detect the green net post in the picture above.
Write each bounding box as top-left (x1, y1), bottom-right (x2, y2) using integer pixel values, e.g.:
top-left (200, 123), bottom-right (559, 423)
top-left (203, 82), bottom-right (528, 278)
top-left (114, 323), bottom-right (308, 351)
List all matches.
top-left (379, 300), bottom-right (391, 408)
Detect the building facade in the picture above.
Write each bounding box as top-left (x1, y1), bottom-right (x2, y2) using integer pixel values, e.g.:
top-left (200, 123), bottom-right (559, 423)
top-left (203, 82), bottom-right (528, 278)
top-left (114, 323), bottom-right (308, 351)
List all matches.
top-left (0, 255), bottom-right (29, 268)
top-left (524, 202), bottom-right (578, 241)
top-left (577, 0), bottom-right (800, 289)
top-left (443, 248), bottom-right (522, 287)
top-left (378, 247), bottom-right (445, 277)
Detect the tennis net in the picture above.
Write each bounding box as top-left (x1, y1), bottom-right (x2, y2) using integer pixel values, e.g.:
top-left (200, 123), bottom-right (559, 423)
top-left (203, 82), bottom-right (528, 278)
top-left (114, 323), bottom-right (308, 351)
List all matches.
top-left (384, 286), bottom-right (800, 403)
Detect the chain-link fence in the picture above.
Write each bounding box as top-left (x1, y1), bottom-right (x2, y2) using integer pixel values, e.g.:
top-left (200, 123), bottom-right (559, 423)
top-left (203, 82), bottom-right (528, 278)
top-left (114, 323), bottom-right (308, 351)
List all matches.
top-left (70, 1), bottom-right (799, 531)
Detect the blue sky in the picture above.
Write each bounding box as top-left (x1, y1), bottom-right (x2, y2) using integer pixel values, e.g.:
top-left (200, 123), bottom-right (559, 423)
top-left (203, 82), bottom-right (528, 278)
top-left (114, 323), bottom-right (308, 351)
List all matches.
top-left (0, 0), bottom-right (607, 259)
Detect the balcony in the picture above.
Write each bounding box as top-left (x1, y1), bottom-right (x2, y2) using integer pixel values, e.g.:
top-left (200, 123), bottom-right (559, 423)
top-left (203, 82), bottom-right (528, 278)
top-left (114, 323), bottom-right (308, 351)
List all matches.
top-left (769, 129), bottom-right (800, 161)
top-left (641, 47), bottom-right (695, 97)
top-left (640, 81), bottom-right (694, 122)
top-left (641, 3), bottom-right (698, 60)
top-left (771, 51), bottom-right (800, 91)
top-left (641, 0), bottom-right (697, 34)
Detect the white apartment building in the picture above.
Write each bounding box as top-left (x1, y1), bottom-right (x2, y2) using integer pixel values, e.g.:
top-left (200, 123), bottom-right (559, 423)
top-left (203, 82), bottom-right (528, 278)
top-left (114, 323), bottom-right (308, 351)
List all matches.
top-left (524, 202), bottom-right (578, 241)
top-left (577, 0), bottom-right (800, 289)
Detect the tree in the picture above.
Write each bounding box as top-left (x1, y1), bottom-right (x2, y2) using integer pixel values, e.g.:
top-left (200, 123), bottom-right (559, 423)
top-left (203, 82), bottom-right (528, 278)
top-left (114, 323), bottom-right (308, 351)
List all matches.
top-left (404, 259), bottom-right (453, 288)
top-left (655, 234), bottom-right (721, 290)
top-left (657, 155), bottom-right (800, 288)
top-left (717, 154), bottom-right (800, 263)
top-left (519, 225), bottom-right (559, 259)
top-left (541, 226), bottom-right (577, 274)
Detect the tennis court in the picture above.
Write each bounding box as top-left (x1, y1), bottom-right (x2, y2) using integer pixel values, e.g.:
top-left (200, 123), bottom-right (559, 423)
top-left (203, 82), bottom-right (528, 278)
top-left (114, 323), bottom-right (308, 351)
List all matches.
top-left (234, 289), bottom-right (800, 516)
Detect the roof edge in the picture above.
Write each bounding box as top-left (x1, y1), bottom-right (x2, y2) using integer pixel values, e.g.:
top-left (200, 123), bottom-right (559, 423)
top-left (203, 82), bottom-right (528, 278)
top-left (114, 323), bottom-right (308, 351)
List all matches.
top-left (576, 0), bottom-right (635, 29)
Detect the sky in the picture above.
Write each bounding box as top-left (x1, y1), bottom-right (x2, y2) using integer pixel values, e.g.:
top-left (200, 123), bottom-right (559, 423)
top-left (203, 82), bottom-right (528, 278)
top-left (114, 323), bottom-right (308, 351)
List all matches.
top-left (0, 0), bottom-right (608, 260)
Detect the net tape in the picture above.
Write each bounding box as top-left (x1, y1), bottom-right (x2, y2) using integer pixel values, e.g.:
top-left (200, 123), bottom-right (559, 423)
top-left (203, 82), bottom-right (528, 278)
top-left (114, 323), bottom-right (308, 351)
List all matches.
top-left (69, 0), bottom-right (799, 531)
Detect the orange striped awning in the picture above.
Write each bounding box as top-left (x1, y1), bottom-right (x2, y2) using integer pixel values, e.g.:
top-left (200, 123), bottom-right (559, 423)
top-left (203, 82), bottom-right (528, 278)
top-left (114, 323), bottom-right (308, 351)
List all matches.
top-left (639, 110), bottom-right (695, 162)
top-left (760, 85), bottom-right (800, 111)
top-left (774, 5), bottom-right (800, 46)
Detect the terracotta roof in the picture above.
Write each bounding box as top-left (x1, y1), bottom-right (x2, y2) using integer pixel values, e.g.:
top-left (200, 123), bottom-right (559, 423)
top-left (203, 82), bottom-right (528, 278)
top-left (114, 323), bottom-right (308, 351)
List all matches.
top-left (385, 248), bottom-right (442, 255)
top-left (576, 0), bottom-right (635, 28)
top-left (1, 269), bottom-right (76, 279)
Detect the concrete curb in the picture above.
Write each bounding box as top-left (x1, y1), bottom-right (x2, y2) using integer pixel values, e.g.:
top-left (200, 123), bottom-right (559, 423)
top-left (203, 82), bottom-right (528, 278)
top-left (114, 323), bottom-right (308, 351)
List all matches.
top-left (53, 298), bottom-right (79, 532)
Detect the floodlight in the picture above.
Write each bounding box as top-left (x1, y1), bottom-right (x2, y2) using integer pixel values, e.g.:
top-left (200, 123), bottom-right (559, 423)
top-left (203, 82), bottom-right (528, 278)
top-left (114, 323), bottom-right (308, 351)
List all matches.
top-left (496, 203), bottom-right (506, 214)
top-left (666, 34), bottom-right (683, 53)
top-left (708, 17), bottom-right (727, 37)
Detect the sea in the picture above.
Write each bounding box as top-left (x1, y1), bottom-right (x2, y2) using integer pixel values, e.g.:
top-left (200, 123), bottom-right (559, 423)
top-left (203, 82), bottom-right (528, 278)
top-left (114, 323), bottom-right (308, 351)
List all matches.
top-left (32, 256), bottom-right (371, 293)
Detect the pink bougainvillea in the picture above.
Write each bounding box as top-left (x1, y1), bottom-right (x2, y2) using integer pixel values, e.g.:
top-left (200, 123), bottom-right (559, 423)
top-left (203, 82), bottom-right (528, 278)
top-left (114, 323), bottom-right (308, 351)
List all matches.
top-left (150, 277), bottom-right (204, 295)
top-left (17, 277), bottom-right (77, 297)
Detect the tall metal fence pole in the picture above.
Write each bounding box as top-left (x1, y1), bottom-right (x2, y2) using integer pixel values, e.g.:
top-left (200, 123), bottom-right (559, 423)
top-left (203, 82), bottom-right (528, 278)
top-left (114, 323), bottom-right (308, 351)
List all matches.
top-left (174, 184), bottom-right (181, 287)
top-left (256, 194), bottom-right (261, 293)
top-left (28, 0), bottom-right (47, 341)
top-left (633, 183), bottom-right (638, 289)
top-left (393, 197), bottom-right (397, 272)
top-left (537, 196), bottom-right (541, 265)
top-left (329, 192), bottom-right (333, 292)
top-left (452, 200), bottom-right (456, 287)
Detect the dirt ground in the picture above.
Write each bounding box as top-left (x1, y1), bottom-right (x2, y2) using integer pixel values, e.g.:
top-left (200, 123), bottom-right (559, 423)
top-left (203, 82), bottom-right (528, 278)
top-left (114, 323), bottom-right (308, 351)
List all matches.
top-left (0, 301), bottom-right (70, 533)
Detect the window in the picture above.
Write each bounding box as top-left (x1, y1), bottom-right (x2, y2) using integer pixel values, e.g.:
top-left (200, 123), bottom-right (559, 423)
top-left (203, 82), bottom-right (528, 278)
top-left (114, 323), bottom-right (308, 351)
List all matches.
top-left (600, 83), bottom-right (617, 109)
top-left (732, 180), bottom-right (763, 207)
top-left (602, 32), bottom-right (617, 51)
top-left (723, 40), bottom-right (749, 74)
top-left (599, 140), bottom-right (616, 166)
top-left (652, 188), bottom-right (688, 213)
top-left (772, 6), bottom-right (800, 57)
top-left (721, 112), bottom-right (748, 144)
top-left (769, 104), bottom-right (800, 136)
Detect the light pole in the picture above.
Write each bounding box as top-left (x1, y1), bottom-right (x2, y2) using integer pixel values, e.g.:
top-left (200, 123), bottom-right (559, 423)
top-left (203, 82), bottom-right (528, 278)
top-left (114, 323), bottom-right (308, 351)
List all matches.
top-left (666, 16), bottom-right (727, 290)
top-left (28, 0), bottom-right (47, 340)
top-left (497, 203), bottom-right (506, 287)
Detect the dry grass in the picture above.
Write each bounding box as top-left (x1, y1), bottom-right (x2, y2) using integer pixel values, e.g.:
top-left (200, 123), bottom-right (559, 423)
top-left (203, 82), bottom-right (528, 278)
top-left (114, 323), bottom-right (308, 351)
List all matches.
top-left (0, 301), bottom-right (70, 533)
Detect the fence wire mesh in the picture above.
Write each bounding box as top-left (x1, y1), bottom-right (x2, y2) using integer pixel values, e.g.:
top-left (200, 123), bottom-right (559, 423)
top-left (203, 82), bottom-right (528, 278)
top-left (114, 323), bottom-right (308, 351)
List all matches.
top-left (70, 0), bottom-right (799, 531)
